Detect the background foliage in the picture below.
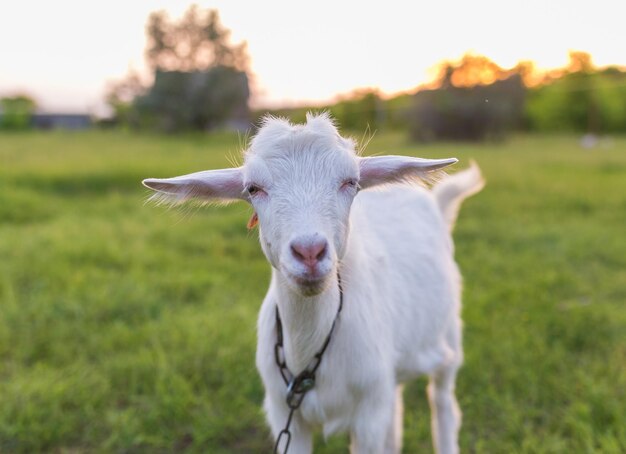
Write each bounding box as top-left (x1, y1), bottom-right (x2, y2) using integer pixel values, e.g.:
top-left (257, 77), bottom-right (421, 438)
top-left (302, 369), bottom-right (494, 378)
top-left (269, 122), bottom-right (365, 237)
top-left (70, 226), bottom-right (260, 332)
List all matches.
top-left (262, 52), bottom-right (626, 138)
top-left (106, 6), bottom-right (250, 132)
top-left (0, 95), bottom-right (37, 130)
top-left (102, 6), bottom-right (626, 138)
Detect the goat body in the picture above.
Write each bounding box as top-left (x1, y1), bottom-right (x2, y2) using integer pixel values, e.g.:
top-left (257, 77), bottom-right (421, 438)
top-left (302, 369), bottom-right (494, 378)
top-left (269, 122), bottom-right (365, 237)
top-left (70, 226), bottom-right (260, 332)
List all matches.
top-left (143, 114), bottom-right (484, 453)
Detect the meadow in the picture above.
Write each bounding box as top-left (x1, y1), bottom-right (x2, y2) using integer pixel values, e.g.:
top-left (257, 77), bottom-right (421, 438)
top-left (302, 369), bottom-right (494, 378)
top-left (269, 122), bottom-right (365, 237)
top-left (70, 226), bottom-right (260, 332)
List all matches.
top-left (0, 129), bottom-right (625, 453)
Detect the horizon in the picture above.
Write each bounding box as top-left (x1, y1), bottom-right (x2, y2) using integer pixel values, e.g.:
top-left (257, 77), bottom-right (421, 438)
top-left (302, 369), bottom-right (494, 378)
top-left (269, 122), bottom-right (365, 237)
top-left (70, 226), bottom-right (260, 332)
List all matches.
top-left (1, 0), bottom-right (625, 115)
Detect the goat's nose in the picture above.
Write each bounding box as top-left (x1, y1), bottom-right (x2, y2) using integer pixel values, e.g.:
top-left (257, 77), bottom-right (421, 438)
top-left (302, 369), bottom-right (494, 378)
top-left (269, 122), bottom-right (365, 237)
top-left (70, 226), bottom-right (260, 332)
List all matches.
top-left (290, 238), bottom-right (328, 270)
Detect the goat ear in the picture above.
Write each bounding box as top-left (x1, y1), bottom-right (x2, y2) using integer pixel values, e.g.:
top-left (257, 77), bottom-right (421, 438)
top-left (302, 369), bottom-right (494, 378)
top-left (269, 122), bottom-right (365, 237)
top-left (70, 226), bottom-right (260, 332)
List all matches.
top-left (142, 167), bottom-right (245, 205)
top-left (358, 155), bottom-right (458, 189)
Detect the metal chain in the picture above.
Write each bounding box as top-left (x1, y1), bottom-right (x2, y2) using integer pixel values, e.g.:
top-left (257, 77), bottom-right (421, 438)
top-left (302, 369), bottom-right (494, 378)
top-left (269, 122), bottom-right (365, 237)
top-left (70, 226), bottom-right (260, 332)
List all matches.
top-left (273, 272), bottom-right (344, 454)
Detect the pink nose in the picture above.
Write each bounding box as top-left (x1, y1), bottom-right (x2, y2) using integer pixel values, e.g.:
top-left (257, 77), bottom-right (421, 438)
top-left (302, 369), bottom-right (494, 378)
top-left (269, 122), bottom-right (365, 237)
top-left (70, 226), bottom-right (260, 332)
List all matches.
top-left (290, 238), bottom-right (328, 271)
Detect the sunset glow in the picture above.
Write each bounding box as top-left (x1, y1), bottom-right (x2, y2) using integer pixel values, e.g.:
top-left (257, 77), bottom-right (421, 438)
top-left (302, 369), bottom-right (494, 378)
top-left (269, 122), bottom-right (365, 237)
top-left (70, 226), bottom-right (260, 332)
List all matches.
top-left (1, 0), bottom-right (624, 113)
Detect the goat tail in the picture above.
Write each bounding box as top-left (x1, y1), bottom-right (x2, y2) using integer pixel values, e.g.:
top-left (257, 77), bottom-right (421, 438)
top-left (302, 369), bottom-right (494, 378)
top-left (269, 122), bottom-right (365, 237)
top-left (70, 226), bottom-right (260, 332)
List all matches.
top-left (432, 160), bottom-right (485, 231)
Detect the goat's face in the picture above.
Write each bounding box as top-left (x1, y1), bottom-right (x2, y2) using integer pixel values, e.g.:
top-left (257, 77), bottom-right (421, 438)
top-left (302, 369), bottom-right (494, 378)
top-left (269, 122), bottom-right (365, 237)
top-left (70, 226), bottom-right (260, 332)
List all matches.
top-left (242, 118), bottom-right (360, 295)
top-left (142, 113), bottom-right (457, 297)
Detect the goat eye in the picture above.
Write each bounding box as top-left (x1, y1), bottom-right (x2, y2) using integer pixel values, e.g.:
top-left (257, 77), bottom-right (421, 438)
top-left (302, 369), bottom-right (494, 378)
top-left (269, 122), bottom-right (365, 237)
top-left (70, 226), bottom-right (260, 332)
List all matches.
top-left (246, 184), bottom-right (264, 197)
top-left (341, 179), bottom-right (358, 190)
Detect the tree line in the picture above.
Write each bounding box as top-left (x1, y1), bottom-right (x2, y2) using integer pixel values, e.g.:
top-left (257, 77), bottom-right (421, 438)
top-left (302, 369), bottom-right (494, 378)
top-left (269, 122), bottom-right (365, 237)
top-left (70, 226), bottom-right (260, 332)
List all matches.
top-left (269, 51), bottom-right (626, 140)
top-left (2, 5), bottom-right (625, 139)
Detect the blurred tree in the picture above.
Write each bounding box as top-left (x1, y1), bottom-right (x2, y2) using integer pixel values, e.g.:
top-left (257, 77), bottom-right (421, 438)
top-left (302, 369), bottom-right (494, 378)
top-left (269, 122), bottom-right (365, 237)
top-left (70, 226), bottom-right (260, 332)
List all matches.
top-left (525, 51), bottom-right (626, 133)
top-left (442, 54), bottom-right (507, 87)
top-left (411, 54), bottom-right (526, 142)
top-left (134, 67), bottom-right (249, 132)
top-left (145, 6), bottom-right (249, 72)
top-left (108, 5), bottom-right (250, 131)
top-left (329, 89), bottom-right (383, 130)
top-left (0, 95), bottom-right (37, 130)
top-left (411, 75), bottom-right (525, 142)
top-left (567, 51), bottom-right (594, 74)
top-left (512, 60), bottom-right (541, 87)
top-left (105, 70), bottom-right (146, 127)
top-left (261, 89), bottom-right (391, 132)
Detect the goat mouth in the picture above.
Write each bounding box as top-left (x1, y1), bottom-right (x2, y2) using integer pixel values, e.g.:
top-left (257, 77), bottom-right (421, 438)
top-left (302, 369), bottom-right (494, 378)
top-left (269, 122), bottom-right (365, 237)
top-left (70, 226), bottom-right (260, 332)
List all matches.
top-left (287, 273), bottom-right (330, 296)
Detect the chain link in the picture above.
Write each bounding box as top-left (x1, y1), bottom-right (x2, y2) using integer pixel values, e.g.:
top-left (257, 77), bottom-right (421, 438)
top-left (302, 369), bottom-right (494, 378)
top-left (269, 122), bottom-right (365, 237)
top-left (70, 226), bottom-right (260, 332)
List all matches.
top-left (273, 272), bottom-right (344, 454)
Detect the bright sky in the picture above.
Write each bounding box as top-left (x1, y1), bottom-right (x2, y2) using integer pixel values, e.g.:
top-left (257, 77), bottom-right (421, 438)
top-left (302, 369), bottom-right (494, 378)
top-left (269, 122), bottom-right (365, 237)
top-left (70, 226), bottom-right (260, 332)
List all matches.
top-left (1, 0), bottom-right (624, 114)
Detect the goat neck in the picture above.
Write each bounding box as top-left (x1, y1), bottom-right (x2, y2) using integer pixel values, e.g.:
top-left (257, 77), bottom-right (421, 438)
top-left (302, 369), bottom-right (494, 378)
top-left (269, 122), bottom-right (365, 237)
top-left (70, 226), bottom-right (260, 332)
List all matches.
top-left (272, 270), bottom-right (341, 375)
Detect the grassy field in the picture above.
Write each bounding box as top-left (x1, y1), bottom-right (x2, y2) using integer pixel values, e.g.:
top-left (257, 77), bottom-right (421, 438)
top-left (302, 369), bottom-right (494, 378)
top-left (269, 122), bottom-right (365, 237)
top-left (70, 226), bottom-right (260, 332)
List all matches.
top-left (1, 129), bottom-right (625, 453)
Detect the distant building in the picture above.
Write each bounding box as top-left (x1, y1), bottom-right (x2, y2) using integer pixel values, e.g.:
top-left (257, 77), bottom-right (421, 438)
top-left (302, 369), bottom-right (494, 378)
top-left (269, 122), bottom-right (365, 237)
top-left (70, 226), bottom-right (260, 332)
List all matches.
top-left (31, 113), bottom-right (92, 130)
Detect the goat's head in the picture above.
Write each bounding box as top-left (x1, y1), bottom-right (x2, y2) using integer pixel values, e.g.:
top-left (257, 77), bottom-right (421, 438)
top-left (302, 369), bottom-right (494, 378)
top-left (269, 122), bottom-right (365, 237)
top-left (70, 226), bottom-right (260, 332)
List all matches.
top-left (143, 113), bottom-right (457, 296)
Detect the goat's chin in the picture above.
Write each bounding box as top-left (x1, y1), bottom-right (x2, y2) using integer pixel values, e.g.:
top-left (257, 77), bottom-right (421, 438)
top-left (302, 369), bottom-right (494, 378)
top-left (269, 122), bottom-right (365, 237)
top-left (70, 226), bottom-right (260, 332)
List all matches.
top-left (284, 272), bottom-right (332, 297)
top-left (296, 279), bottom-right (329, 297)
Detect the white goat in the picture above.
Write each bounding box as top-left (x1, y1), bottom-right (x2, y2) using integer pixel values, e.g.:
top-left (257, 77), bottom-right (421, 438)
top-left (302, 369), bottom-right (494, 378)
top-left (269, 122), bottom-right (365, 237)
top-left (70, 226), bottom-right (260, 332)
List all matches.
top-left (143, 113), bottom-right (484, 454)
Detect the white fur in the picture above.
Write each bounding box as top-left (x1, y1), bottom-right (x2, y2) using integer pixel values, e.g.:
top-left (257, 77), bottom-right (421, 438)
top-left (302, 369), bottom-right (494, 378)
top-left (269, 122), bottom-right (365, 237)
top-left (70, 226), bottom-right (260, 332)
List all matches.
top-left (143, 113), bottom-right (484, 453)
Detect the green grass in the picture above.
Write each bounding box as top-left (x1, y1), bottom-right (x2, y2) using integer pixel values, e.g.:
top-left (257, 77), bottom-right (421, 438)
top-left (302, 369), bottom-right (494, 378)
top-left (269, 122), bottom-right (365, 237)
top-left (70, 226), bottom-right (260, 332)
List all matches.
top-left (1, 130), bottom-right (625, 453)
